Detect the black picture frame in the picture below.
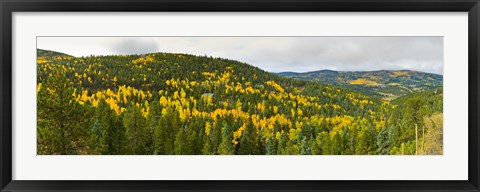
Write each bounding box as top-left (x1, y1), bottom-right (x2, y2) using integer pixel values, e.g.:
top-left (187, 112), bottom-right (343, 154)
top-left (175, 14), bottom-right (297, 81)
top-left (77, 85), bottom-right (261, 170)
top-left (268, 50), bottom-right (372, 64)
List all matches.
top-left (1, 0), bottom-right (479, 191)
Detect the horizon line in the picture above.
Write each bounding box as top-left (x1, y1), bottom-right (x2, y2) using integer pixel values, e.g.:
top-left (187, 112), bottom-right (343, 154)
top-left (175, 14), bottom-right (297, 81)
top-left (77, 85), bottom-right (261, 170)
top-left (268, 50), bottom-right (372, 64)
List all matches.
top-left (36, 48), bottom-right (443, 76)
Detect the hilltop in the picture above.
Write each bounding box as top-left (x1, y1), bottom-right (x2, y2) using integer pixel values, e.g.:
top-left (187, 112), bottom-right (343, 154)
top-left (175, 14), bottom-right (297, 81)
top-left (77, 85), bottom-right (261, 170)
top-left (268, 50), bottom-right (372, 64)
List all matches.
top-left (37, 49), bottom-right (74, 58)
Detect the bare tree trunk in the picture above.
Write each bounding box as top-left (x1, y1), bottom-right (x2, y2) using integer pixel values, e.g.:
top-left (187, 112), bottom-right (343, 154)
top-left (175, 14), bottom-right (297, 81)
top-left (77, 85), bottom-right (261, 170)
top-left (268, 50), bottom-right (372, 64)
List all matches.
top-left (422, 124), bottom-right (425, 155)
top-left (415, 123), bottom-right (418, 155)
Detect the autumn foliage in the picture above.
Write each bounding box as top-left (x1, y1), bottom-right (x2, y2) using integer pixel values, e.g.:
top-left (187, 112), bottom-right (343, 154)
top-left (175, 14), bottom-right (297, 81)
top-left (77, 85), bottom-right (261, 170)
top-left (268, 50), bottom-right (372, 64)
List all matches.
top-left (36, 49), bottom-right (443, 155)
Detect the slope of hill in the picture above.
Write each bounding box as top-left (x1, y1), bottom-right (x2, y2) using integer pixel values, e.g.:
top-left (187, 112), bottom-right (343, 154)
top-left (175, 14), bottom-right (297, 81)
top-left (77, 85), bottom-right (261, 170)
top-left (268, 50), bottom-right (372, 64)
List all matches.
top-left (277, 70), bottom-right (443, 99)
top-left (37, 49), bottom-right (74, 58)
top-left (36, 49), bottom-right (442, 155)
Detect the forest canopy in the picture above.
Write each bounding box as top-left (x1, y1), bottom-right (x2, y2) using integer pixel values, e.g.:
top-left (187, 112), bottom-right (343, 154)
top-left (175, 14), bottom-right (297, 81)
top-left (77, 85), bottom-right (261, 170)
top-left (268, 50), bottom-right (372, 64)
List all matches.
top-left (36, 49), bottom-right (443, 155)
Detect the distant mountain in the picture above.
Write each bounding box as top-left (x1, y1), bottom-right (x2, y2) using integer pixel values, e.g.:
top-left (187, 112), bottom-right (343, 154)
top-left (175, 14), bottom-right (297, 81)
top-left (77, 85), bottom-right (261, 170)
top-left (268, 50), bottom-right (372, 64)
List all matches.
top-left (276, 72), bottom-right (301, 76)
top-left (277, 69), bottom-right (443, 99)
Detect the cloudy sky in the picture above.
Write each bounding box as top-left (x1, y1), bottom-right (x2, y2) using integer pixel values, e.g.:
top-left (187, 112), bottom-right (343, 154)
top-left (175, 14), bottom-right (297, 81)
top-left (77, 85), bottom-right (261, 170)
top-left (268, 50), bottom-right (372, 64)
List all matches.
top-left (37, 37), bottom-right (443, 74)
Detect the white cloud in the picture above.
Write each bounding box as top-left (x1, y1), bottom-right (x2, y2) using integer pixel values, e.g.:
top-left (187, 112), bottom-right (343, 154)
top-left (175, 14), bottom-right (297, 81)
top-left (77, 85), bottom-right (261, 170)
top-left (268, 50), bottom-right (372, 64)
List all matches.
top-left (37, 36), bottom-right (443, 74)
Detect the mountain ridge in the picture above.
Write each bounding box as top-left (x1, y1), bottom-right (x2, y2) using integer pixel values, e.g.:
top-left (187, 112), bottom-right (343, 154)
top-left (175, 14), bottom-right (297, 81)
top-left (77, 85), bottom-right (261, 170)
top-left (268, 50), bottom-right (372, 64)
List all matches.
top-left (276, 69), bottom-right (443, 99)
top-left (37, 48), bottom-right (442, 100)
top-left (277, 69), bottom-right (442, 76)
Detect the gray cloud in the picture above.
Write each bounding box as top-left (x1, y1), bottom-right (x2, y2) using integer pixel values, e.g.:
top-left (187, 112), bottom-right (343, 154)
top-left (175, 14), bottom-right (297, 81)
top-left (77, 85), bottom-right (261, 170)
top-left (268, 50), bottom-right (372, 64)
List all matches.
top-left (108, 37), bottom-right (159, 55)
top-left (37, 36), bottom-right (443, 74)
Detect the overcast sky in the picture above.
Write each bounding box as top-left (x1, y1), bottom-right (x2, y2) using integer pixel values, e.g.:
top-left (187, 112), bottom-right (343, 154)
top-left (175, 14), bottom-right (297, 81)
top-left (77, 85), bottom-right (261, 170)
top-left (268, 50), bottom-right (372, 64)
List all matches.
top-left (37, 37), bottom-right (443, 74)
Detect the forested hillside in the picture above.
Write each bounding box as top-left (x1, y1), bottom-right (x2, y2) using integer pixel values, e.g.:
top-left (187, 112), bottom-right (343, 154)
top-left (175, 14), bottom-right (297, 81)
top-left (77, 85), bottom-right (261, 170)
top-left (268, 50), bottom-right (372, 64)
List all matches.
top-left (37, 49), bottom-right (73, 58)
top-left (278, 70), bottom-right (443, 99)
top-left (36, 49), bottom-right (443, 155)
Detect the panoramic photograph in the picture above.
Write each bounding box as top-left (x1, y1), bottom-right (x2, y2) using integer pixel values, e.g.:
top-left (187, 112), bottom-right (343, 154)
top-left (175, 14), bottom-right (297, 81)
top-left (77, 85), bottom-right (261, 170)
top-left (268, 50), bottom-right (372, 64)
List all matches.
top-left (36, 37), bottom-right (443, 155)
